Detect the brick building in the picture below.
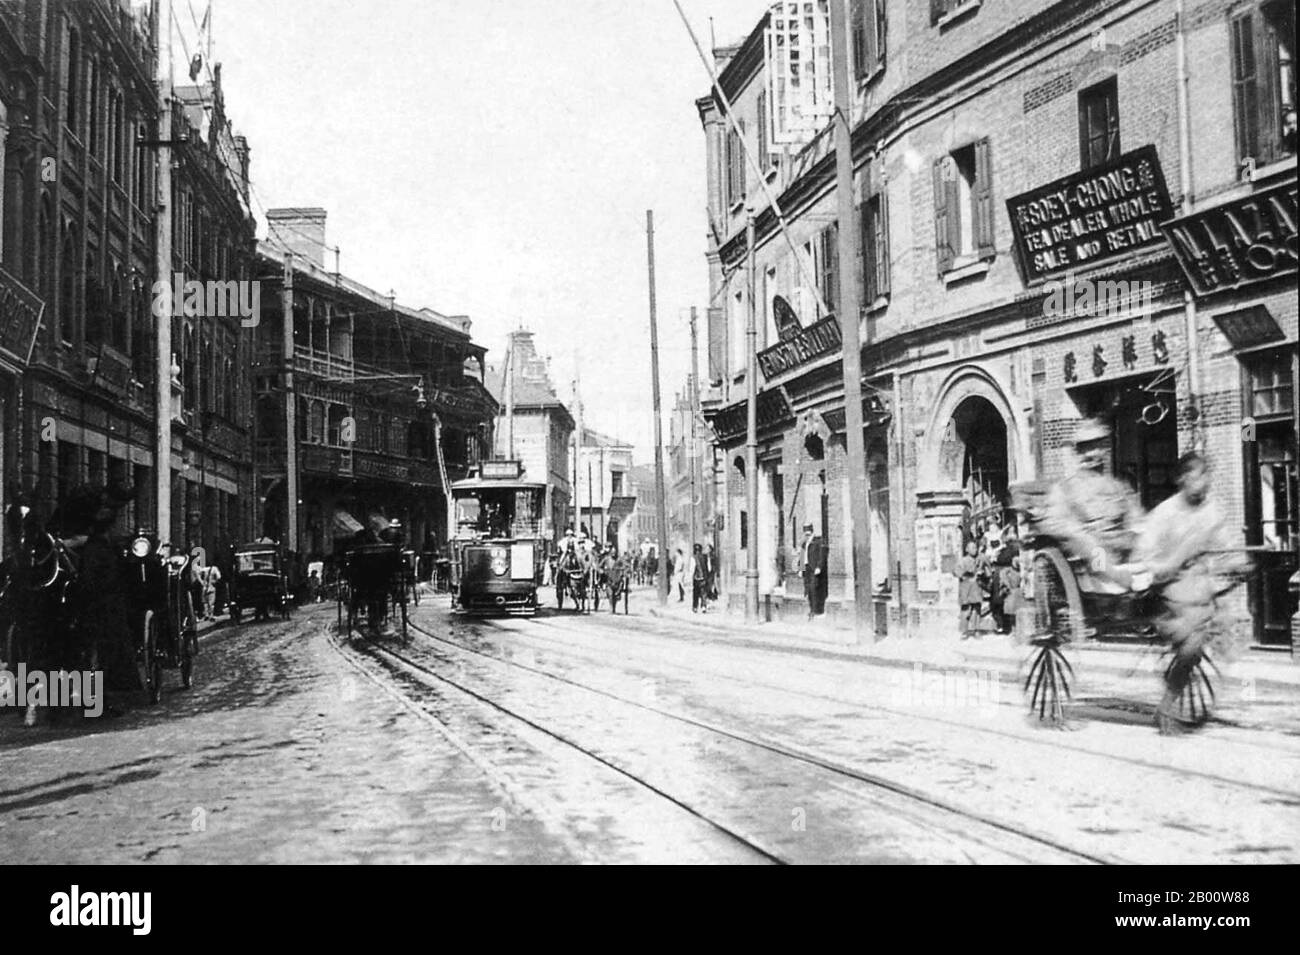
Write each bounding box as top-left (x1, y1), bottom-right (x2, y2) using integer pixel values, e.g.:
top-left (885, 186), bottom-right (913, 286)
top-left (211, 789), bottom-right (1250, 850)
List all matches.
top-left (254, 208), bottom-right (497, 560)
top-left (699, 0), bottom-right (1296, 646)
top-left (1, 0), bottom-right (258, 557)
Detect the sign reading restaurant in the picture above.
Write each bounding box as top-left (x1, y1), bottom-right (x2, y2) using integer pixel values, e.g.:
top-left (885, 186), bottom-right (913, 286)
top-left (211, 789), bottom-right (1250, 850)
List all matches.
top-left (757, 315), bottom-right (842, 379)
top-left (1160, 178), bottom-right (1298, 297)
top-left (1006, 145), bottom-right (1173, 283)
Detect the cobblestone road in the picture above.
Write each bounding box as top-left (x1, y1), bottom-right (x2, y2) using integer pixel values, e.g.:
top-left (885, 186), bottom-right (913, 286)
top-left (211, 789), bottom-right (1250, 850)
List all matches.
top-left (2, 589), bottom-right (1297, 864)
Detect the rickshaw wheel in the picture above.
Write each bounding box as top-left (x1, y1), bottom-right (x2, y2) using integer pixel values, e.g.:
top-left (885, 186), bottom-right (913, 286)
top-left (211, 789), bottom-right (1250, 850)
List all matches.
top-left (1032, 551), bottom-right (1075, 644)
top-left (1023, 639), bottom-right (1074, 724)
top-left (1161, 649), bottom-right (1218, 729)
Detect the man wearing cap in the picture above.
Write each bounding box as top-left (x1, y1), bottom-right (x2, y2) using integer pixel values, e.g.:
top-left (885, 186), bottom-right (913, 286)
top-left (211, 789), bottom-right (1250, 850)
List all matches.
top-left (799, 523), bottom-right (827, 618)
top-left (1039, 417), bottom-right (1144, 586)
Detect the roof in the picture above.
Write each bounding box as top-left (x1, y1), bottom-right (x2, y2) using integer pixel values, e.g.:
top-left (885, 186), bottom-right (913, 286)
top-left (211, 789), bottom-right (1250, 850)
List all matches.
top-left (486, 329), bottom-right (571, 412)
top-left (580, 426), bottom-right (633, 450)
top-left (450, 477), bottom-right (548, 492)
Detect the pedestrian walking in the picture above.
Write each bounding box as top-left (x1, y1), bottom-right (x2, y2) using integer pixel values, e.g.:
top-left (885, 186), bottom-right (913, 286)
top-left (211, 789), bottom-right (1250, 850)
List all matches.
top-left (690, 543), bottom-right (707, 612)
top-left (201, 562), bottom-right (222, 620)
top-left (672, 546), bottom-right (687, 602)
top-left (798, 523), bottom-right (827, 618)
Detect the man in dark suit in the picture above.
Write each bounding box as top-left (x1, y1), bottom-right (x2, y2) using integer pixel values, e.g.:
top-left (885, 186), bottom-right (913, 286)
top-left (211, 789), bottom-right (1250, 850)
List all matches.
top-left (799, 523), bottom-right (827, 618)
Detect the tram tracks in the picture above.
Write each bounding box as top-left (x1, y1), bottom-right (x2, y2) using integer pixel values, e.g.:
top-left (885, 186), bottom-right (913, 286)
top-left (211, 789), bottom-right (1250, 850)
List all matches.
top-left (484, 612), bottom-right (1300, 800)
top-left (367, 619), bottom-right (1119, 863)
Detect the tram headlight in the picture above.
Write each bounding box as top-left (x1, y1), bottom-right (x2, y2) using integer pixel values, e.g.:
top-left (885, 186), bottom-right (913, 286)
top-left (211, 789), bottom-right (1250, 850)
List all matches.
top-left (490, 547), bottom-right (507, 576)
top-left (130, 536), bottom-right (152, 558)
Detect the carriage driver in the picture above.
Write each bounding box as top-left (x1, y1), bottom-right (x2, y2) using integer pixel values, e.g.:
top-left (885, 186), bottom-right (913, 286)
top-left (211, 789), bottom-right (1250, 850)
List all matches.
top-left (1037, 417), bottom-right (1146, 589)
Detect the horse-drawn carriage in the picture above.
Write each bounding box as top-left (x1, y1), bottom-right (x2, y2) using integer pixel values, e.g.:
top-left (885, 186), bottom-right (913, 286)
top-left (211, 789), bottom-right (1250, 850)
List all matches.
top-left (554, 545), bottom-right (631, 613)
top-left (338, 541), bottom-right (409, 639)
top-left (1013, 480), bottom-right (1249, 728)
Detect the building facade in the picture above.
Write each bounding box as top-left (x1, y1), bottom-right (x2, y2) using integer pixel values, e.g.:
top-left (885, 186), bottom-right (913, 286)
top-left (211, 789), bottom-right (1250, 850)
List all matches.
top-left (254, 208), bottom-right (497, 561)
top-left (2, 0), bottom-right (258, 558)
top-left (575, 425), bottom-right (634, 552)
top-left (700, 0), bottom-right (1297, 646)
top-left (487, 328), bottom-right (573, 540)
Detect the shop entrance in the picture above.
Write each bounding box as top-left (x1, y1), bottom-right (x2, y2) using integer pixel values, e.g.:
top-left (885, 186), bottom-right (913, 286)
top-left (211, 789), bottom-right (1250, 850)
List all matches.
top-left (1071, 372), bottom-right (1179, 510)
top-left (938, 395), bottom-right (1011, 540)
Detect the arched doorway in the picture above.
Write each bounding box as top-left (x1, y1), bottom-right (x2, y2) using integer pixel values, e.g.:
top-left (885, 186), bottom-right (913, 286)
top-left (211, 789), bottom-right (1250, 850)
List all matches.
top-left (937, 394), bottom-right (1011, 537)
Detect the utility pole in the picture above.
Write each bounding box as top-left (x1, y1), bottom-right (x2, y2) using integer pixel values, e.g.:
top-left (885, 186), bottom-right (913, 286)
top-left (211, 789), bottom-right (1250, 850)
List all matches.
top-left (282, 252), bottom-right (298, 549)
top-left (153, 0), bottom-right (172, 539)
top-left (744, 210), bottom-right (759, 622)
top-left (829, 0), bottom-right (873, 640)
top-left (574, 360), bottom-right (583, 536)
top-left (689, 306), bottom-right (700, 547)
top-left (646, 210), bottom-right (670, 607)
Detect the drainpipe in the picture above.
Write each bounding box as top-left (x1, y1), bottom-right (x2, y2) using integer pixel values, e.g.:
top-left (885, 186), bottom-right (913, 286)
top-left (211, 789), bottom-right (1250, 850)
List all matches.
top-left (1175, 0), bottom-right (1201, 448)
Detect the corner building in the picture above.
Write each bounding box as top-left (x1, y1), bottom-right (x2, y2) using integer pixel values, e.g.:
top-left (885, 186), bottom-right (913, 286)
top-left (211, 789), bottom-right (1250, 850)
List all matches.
top-left (699, 0), bottom-right (1296, 646)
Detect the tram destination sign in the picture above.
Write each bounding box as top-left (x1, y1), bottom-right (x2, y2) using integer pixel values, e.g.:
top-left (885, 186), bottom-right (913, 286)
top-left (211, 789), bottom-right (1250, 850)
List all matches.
top-left (1006, 145), bottom-right (1173, 283)
top-left (757, 315), bottom-right (842, 379)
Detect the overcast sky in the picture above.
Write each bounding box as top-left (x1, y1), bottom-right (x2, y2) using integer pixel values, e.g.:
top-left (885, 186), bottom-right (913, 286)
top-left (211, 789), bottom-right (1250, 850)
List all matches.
top-left (194, 0), bottom-right (774, 458)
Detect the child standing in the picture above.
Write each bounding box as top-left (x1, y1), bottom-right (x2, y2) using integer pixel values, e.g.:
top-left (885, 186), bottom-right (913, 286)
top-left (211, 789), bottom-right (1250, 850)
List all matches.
top-left (955, 540), bottom-right (982, 639)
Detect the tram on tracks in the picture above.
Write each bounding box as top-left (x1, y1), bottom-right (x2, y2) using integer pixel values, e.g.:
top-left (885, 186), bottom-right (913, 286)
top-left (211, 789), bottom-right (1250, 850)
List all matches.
top-left (449, 460), bottom-right (551, 615)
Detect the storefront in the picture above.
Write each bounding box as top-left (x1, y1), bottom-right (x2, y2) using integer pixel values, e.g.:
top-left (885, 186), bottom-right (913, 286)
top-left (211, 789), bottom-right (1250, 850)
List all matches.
top-left (1162, 172), bottom-right (1299, 648)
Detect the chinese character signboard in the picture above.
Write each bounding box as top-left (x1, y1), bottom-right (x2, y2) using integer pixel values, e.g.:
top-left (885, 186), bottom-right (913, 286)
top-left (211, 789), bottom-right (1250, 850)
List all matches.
top-left (1005, 145), bottom-right (1173, 282)
top-left (1161, 179), bottom-right (1298, 297)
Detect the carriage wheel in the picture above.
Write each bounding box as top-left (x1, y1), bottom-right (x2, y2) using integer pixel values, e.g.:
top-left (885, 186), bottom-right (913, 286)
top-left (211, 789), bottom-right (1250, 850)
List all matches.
top-left (1023, 638), bottom-right (1073, 724)
top-left (137, 610), bottom-right (157, 704)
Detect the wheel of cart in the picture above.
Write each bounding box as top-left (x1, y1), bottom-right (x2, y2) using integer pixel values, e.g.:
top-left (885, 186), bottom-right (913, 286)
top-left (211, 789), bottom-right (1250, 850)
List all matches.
top-left (1025, 545), bottom-right (1083, 724)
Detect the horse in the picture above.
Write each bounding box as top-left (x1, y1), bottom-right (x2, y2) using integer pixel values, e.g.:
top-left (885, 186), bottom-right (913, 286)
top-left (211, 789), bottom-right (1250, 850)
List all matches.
top-left (597, 551), bottom-right (631, 614)
top-left (554, 546), bottom-right (591, 612)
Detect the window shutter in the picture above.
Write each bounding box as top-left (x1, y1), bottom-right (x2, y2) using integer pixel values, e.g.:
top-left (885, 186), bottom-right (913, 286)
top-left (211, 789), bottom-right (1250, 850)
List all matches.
top-left (974, 137), bottom-right (996, 261)
top-left (1230, 13), bottom-right (1259, 165)
top-left (865, 0), bottom-right (880, 71)
top-left (875, 0), bottom-right (887, 67)
top-left (933, 157), bottom-right (954, 274)
top-left (1254, 13), bottom-right (1282, 164)
top-left (757, 91), bottom-right (768, 171)
top-left (707, 306), bottom-right (725, 385)
top-left (851, 0), bottom-right (867, 78)
top-left (878, 185), bottom-right (891, 297)
top-left (858, 199), bottom-right (872, 304)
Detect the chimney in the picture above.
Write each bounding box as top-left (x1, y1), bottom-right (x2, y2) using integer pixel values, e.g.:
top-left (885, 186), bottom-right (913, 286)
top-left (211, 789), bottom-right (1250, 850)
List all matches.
top-left (266, 207), bottom-right (327, 268)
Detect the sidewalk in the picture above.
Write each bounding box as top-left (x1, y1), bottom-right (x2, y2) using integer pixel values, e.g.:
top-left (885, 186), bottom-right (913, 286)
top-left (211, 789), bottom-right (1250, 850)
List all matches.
top-left (642, 588), bottom-right (1300, 693)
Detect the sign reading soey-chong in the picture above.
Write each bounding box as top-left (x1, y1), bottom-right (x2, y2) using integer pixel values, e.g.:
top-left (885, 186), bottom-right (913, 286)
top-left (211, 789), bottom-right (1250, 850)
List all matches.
top-left (1006, 145), bottom-right (1173, 283)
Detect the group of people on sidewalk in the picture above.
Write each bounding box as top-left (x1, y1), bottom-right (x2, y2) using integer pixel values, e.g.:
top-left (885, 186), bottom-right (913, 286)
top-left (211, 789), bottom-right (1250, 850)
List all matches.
top-left (667, 542), bottom-right (717, 613)
top-left (954, 516), bottom-right (1024, 639)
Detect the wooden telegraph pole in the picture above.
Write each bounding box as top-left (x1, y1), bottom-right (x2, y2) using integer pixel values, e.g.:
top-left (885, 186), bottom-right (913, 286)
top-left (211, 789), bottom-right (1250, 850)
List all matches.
top-left (829, 0), bottom-right (873, 639)
top-left (646, 211), bottom-right (670, 607)
top-left (743, 210), bottom-right (759, 622)
top-left (153, 0), bottom-right (173, 539)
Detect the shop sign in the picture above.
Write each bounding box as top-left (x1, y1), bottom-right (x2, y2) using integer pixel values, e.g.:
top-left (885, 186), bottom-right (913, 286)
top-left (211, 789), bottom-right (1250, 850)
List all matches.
top-left (1006, 145), bottom-right (1173, 282)
top-left (1161, 179), bottom-right (1299, 297)
top-left (757, 316), bottom-right (842, 379)
top-left (0, 266), bottom-right (44, 366)
top-left (709, 388), bottom-right (793, 442)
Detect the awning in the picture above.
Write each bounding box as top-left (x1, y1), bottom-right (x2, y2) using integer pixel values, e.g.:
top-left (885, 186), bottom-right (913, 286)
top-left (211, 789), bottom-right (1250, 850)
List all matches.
top-left (331, 509), bottom-right (364, 538)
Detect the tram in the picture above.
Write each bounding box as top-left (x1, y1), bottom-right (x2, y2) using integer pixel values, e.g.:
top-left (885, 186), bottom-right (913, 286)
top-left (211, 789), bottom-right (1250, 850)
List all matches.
top-left (449, 460), bottom-right (551, 615)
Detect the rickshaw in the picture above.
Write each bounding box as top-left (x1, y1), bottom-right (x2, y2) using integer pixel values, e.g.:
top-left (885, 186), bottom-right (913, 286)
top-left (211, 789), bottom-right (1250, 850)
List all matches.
top-left (228, 542), bottom-right (292, 623)
top-left (341, 542), bottom-right (408, 639)
top-left (1012, 481), bottom-right (1249, 727)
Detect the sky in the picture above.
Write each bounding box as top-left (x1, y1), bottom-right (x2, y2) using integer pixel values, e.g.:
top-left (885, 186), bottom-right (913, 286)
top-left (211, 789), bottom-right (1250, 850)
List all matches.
top-left (191, 0), bottom-right (776, 459)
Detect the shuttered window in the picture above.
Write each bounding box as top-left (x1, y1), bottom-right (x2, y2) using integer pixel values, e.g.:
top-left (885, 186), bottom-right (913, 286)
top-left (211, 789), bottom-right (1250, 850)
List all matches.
top-left (725, 119), bottom-right (747, 207)
top-left (1230, 2), bottom-right (1297, 169)
top-left (707, 306), bottom-right (725, 385)
top-left (818, 223), bottom-right (839, 317)
top-left (756, 91), bottom-right (770, 173)
top-left (852, 0), bottom-right (886, 79)
top-left (932, 138), bottom-right (995, 274)
top-left (1078, 77), bottom-right (1120, 170)
top-left (861, 174), bottom-right (890, 303)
